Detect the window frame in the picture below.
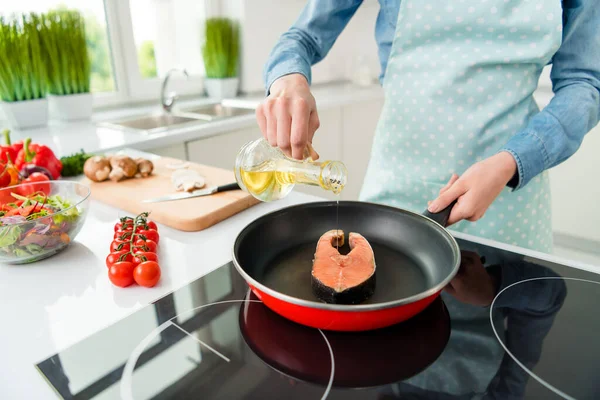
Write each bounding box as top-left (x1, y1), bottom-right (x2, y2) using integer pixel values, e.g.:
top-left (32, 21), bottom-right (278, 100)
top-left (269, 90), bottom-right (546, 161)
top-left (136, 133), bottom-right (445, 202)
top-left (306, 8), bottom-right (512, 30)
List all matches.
top-left (93, 0), bottom-right (208, 110)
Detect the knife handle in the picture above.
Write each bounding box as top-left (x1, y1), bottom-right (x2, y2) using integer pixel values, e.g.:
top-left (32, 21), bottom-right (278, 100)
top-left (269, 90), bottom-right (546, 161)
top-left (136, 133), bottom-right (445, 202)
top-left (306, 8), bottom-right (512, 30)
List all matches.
top-left (217, 182), bottom-right (240, 192)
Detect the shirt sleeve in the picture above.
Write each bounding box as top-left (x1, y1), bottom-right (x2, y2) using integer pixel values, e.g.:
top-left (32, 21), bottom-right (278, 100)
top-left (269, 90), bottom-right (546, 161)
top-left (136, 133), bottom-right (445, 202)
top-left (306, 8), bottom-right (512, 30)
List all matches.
top-left (263, 0), bottom-right (364, 95)
top-left (502, 0), bottom-right (600, 190)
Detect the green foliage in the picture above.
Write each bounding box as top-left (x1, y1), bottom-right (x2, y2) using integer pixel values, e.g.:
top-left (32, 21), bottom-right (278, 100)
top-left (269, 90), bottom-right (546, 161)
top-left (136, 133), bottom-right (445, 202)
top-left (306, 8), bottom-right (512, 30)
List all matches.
top-left (138, 41), bottom-right (157, 79)
top-left (201, 18), bottom-right (239, 79)
top-left (0, 8), bottom-right (94, 101)
top-left (0, 13), bottom-right (47, 102)
top-left (41, 8), bottom-right (91, 95)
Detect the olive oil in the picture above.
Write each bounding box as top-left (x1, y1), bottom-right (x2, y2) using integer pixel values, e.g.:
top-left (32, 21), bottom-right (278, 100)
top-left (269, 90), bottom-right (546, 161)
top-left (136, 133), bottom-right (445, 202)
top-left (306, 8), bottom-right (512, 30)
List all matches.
top-left (235, 139), bottom-right (347, 202)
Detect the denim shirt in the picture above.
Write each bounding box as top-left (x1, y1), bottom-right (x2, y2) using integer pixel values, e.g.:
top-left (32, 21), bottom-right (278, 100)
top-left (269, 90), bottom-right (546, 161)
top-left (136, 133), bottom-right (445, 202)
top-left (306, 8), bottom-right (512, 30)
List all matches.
top-left (263, 0), bottom-right (600, 190)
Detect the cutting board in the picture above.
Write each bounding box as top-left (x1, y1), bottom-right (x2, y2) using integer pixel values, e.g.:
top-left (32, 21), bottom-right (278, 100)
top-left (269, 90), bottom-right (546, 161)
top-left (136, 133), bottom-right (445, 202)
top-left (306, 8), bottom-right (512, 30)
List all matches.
top-left (82, 156), bottom-right (260, 231)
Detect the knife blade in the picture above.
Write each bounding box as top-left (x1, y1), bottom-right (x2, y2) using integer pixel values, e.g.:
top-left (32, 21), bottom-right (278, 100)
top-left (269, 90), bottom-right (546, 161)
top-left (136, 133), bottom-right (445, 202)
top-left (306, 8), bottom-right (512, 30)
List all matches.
top-left (141, 182), bottom-right (241, 203)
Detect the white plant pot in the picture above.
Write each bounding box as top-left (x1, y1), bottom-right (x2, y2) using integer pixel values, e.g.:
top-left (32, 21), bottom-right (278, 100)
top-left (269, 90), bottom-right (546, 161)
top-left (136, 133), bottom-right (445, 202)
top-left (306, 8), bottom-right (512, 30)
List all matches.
top-left (204, 77), bottom-right (239, 100)
top-left (0, 98), bottom-right (48, 130)
top-left (48, 92), bottom-right (93, 121)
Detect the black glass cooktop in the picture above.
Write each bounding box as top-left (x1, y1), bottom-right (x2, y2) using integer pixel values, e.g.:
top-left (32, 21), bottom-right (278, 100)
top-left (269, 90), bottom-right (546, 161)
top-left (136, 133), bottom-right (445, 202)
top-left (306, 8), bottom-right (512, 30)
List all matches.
top-left (36, 238), bottom-right (600, 400)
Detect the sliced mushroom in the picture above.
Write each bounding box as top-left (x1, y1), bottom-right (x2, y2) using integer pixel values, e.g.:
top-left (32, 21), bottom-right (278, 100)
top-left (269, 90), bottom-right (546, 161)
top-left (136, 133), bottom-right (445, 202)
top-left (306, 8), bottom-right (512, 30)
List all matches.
top-left (171, 169), bottom-right (206, 192)
top-left (83, 156), bottom-right (111, 182)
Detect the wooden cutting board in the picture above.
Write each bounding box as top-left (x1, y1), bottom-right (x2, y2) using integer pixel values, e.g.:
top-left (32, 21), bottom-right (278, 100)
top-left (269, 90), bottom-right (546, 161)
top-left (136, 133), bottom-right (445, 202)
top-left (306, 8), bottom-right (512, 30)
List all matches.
top-left (82, 156), bottom-right (260, 231)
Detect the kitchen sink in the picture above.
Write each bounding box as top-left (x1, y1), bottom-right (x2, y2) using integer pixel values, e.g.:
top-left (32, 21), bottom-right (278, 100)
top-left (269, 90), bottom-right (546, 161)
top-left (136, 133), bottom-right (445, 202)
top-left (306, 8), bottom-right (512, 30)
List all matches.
top-left (181, 103), bottom-right (254, 120)
top-left (98, 113), bottom-right (206, 134)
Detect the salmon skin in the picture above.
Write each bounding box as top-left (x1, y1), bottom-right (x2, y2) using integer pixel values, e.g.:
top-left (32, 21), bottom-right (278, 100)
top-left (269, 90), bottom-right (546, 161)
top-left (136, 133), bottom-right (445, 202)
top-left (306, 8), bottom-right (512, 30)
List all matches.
top-left (311, 230), bottom-right (376, 304)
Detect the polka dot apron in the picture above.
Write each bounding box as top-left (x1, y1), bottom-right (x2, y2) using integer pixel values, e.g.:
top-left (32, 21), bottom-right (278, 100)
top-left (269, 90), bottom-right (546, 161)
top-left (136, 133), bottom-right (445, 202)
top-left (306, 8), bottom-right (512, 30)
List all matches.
top-left (359, 0), bottom-right (564, 254)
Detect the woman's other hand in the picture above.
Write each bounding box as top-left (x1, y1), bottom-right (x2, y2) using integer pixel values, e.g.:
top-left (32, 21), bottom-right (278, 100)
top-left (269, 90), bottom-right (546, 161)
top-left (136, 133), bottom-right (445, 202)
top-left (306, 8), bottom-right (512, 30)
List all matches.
top-left (255, 74), bottom-right (320, 160)
top-left (444, 251), bottom-right (499, 307)
top-left (427, 151), bottom-right (518, 225)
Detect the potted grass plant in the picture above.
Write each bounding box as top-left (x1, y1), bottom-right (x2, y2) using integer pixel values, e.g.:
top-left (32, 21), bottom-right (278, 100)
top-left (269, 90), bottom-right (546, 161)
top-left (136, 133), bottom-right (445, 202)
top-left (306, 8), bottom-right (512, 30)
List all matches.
top-left (42, 9), bottom-right (92, 121)
top-left (201, 18), bottom-right (240, 99)
top-left (0, 13), bottom-right (48, 130)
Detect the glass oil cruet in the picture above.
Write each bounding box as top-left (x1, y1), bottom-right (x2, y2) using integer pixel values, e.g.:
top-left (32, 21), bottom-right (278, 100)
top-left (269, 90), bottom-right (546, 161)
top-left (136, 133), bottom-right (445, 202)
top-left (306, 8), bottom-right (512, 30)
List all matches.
top-left (234, 138), bottom-right (348, 202)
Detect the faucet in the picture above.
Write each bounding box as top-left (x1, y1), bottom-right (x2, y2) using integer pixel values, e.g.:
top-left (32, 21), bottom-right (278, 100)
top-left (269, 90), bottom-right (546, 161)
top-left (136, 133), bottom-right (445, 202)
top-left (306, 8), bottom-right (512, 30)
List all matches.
top-left (161, 68), bottom-right (189, 112)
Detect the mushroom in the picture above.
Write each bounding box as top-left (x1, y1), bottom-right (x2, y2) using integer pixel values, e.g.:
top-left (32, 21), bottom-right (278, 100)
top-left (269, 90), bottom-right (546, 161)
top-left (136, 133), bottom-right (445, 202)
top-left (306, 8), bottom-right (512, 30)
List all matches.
top-left (83, 156), bottom-right (111, 182)
top-left (171, 169), bottom-right (206, 192)
top-left (135, 158), bottom-right (154, 177)
top-left (109, 155), bottom-right (138, 182)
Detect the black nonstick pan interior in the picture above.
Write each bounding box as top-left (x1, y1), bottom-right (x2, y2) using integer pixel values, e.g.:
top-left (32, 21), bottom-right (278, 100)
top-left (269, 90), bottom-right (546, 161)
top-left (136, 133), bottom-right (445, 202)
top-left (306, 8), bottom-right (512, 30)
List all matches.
top-left (234, 201), bottom-right (459, 306)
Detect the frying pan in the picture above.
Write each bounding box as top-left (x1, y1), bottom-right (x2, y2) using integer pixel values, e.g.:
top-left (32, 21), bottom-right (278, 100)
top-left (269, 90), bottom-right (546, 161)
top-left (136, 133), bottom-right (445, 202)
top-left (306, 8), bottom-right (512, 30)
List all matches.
top-left (239, 291), bottom-right (451, 388)
top-left (232, 200), bottom-right (460, 331)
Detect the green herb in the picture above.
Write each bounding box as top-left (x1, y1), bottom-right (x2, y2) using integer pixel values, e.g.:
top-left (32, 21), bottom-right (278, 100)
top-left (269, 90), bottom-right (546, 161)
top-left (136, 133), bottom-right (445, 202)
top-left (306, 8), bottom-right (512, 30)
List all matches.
top-left (0, 13), bottom-right (47, 102)
top-left (60, 149), bottom-right (93, 177)
top-left (41, 9), bottom-right (91, 95)
top-left (201, 18), bottom-right (239, 79)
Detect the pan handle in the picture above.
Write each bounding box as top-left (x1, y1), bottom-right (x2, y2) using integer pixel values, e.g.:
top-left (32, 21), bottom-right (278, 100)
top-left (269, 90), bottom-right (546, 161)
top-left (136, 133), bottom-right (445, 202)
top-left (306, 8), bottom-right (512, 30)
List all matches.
top-left (422, 200), bottom-right (457, 227)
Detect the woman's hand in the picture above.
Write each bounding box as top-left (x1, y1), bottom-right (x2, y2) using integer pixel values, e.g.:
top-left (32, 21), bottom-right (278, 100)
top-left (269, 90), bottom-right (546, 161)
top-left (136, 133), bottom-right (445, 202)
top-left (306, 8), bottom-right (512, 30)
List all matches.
top-left (427, 151), bottom-right (518, 226)
top-left (255, 74), bottom-right (321, 160)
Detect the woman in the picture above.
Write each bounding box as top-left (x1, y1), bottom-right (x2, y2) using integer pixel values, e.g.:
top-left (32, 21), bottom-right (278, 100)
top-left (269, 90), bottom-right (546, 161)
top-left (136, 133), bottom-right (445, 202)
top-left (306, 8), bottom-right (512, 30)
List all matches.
top-left (256, 0), bottom-right (600, 253)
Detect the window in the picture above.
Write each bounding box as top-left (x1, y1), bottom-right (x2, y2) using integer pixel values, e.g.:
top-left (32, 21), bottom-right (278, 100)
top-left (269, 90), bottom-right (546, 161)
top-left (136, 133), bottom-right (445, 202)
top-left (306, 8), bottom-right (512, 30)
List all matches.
top-left (114, 0), bottom-right (206, 101)
top-left (129, 0), bottom-right (206, 79)
top-left (1, 0), bottom-right (209, 109)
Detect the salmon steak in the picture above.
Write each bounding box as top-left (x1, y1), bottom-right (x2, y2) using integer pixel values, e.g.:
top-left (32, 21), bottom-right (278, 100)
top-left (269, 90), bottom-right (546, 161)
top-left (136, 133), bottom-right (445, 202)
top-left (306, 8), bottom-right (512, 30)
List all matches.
top-left (311, 230), bottom-right (376, 304)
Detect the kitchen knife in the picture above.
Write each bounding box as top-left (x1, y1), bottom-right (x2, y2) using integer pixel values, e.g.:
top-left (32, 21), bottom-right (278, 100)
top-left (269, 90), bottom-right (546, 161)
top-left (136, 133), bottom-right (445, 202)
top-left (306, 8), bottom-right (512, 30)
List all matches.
top-left (141, 182), bottom-right (241, 203)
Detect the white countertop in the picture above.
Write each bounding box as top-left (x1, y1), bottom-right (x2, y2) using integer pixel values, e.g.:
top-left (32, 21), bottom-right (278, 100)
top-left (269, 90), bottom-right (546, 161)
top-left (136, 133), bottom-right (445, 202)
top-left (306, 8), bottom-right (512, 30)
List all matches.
top-left (0, 191), bottom-right (325, 399)
top-left (4, 82), bottom-right (385, 158)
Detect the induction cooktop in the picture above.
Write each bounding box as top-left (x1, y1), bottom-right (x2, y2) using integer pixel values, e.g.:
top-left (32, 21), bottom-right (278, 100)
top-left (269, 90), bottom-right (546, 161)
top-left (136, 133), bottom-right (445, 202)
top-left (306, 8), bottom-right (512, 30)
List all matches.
top-left (35, 237), bottom-right (600, 399)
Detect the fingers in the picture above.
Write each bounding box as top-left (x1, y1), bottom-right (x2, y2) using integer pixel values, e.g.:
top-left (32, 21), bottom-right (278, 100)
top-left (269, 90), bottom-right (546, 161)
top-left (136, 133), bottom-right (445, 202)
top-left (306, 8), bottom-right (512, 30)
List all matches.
top-left (439, 173), bottom-right (459, 195)
top-left (290, 98), bottom-right (309, 160)
top-left (428, 178), bottom-right (466, 214)
top-left (256, 106), bottom-right (267, 140)
top-left (276, 98), bottom-right (292, 157)
top-left (308, 110), bottom-right (320, 144)
top-left (264, 99), bottom-right (278, 146)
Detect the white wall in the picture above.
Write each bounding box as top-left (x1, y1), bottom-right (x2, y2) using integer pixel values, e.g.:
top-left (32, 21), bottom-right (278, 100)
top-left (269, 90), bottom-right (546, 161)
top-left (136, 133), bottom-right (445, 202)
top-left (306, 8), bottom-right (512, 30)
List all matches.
top-left (237, 0), bottom-right (381, 92)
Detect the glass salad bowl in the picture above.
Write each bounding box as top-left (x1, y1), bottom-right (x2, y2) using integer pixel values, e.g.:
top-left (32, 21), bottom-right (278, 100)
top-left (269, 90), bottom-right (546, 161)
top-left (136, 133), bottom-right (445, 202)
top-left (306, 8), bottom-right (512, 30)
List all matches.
top-left (0, 180), bottom-right (91, 264)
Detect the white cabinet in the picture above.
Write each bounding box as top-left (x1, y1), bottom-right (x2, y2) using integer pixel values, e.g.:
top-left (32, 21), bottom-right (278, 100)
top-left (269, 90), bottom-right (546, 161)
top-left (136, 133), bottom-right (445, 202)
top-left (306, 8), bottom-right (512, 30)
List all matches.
top-left (340, 99), bottom-right (384, 200)
top-left (186, 126), bottom-right (261, 171)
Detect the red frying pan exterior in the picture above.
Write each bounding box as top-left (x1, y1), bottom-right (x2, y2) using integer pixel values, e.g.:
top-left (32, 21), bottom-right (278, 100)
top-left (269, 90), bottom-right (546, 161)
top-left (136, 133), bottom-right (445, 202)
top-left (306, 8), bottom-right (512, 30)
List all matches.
top-left (233, 200), bottom-right (459, 332)
top-left (248, 283), bottom-right (440, 331)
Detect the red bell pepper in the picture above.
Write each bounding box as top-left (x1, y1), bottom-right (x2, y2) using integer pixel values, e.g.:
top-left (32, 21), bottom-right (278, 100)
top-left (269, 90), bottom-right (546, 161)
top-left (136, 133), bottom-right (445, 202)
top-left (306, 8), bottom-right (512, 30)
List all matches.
top-left (15, 138), bottom-right (62, 180)
top-left (0, 129), bottom-right (21, 164)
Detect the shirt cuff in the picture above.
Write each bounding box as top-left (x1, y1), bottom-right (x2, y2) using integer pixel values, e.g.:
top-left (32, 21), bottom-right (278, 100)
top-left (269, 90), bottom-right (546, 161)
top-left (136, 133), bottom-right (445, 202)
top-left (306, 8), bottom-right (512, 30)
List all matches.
top-left (500, 129), bottom-right (548, 191)
top-left (264, 58), bottom-right (311, 96)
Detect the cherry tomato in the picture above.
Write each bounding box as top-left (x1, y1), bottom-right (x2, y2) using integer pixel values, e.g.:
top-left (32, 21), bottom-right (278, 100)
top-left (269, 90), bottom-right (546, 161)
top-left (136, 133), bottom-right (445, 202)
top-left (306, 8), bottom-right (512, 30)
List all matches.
top-left (106, 251), bottom-right (133, 268)
top-left (114, 221), bottom-right (134, 232)
top-left (18, 172), bottom-right (51, 196)
top-left (134, 239), bottom-right (157, 254)
top-left (110, 240), bottom-right (131, 252)
top-left (114, 231), bottom-right (135, 240)
top-left (134, 261), bottom-right (161, 288)
top-left (108, 261), bottom-right (135, 287)
top-left (138, 229), bottom-right (159, 244)
top-left (133, 251), bottom-right (158, 264)
top-left (146, 221), bottom-right (158, 231)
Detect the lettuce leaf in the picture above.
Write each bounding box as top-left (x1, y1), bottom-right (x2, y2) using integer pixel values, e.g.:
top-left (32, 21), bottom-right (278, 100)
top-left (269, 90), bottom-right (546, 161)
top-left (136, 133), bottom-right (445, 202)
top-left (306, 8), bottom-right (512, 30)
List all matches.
top-left (0, 225), bottom-right (22, 248)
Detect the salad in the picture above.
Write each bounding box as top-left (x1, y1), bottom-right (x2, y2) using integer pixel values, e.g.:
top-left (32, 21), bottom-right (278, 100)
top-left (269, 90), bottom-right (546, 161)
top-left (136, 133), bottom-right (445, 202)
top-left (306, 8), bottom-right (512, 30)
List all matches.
top-left (0, 191), bottom-right (82, 259)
